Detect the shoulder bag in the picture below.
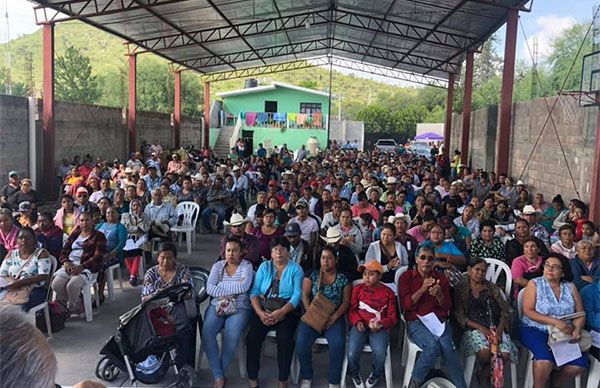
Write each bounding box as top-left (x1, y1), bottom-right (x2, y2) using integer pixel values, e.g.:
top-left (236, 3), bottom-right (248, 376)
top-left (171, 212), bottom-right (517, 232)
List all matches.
top-left (547, 311), bottom-right (592, 352)
top-left (0, 249), bottom-right (41, 305)
top-left (215, 264), bottom-right (238, 317)
top-left (301, 271), bottom-right (337, 333)
top-left (260, 262), bottom-right (289, 312)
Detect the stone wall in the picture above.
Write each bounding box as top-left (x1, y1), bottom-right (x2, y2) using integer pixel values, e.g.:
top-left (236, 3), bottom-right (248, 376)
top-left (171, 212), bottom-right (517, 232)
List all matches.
top-left (451, 96), bottom-right (596, 204)
top-left (0, 94), bottom-right (202, 189)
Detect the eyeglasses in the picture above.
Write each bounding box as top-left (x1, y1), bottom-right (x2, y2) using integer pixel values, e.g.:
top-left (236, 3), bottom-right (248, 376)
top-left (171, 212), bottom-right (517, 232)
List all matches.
top-left (418, 255), bottom-right (434, 262)
top-left (544, 263), bottom-right (562, 271)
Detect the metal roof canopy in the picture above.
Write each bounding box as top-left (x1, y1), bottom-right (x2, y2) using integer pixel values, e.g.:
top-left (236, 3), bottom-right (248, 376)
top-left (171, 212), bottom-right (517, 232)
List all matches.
top-left (32, 0), bottom-right (531, 87)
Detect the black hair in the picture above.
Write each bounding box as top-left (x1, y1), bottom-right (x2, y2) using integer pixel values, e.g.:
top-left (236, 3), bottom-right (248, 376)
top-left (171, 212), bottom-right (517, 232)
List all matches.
top-left (61, 194), bottom-right (74, 202)
top-left (515, 218), bottom-right (530, 228)
top-left (17, 226), bottom-right (36, 239)
top-left (270, 236), bottom-right (291, 251)
top-left (159, 242), bottom-right (178, 258)
top-left (469, 258), bottom-right (489, 268)
top-left (479, 219), bottom-right (496, 232)
top-left (522, 237), bottom-right (539, 250)
top-left (543, 253), bottom-right (573, 282)
top-left (381, 222), bottom-right (396, 235)
top-left (558, 224), bottom-right (575, 235)
top-left (224, 236), bottom-right (243, 249)
top-left (422, 210), bottom-right (436, 223)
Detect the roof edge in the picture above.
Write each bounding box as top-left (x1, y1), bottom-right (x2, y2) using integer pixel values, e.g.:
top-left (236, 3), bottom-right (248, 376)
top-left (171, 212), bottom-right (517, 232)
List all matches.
top-left (216, 82), bottom-right (329, 98)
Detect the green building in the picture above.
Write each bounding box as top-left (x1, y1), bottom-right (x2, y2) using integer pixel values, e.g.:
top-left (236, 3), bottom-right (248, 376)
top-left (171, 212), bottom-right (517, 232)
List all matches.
top-left (216, 81), bottom-right (330, 153)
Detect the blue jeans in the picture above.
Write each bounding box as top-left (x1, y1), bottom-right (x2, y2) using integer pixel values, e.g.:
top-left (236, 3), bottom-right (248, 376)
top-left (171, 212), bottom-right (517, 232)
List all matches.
top-left (406, 320), bottom-right (467, 388)
top-left (347, 326), bottom-right (389, 379)
top-left (201, 206), bottom-right (226, 231)
top-left (201, 305), bottom-right (251, 380)
top-left (295, 317), bottom-right (346, 384)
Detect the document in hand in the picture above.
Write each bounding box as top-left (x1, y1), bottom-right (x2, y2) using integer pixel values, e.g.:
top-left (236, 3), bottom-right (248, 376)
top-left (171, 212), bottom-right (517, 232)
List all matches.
top-left (550, 340), bottom-right (582, 367)
top-left (417, 312), bottom-right (446, 338)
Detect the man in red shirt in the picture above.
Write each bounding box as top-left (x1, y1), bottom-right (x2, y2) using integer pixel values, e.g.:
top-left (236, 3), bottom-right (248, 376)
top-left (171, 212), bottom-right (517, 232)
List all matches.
top-left (398, 246), bottom-right (467, 388)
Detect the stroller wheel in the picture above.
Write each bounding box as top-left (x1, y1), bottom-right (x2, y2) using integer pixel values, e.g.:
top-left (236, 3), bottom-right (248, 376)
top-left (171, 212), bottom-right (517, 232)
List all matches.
top-left (95, 356), bottom-right (120, 382)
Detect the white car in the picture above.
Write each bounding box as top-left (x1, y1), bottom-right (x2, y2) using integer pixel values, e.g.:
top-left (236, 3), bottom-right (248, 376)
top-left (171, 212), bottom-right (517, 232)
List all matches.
top-left (374, 139), bottom-right (397, 153)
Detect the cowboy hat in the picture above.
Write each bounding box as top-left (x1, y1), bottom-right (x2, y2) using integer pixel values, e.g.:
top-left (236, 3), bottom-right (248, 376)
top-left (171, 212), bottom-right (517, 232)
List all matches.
top-left (360, 178), bottom-right (371, 188)
top-left (388, 213), bottom-right (411, 226)
top-left (320, 228), bottom-right (342, 244)
top-left (516, 179), bottom-right (526, 186)
top-left (366, 185), bottom-right (382, 197)
top-left (514, 204), bottom-right (539, 218)
top-left (223, 213), bottom-right (246, 227)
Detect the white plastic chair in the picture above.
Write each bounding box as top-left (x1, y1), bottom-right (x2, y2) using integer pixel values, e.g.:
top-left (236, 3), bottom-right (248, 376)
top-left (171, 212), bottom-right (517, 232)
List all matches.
top-left (28, 255), bottom-right (57, 338)
top-left (517, 289), bottom-right (581, 388)
top-left (106, 262), bottom-right (123, 302)
top-left (340, 279), bottom-right (393, 388)
top-left (483, 258), bottom-right (512, 298)
top-left (171, 202), bottom-right (200, 255)
top-left (81, 273), bottom-right (100, 322)
top-left (587, 352), bottom-right (600, 388)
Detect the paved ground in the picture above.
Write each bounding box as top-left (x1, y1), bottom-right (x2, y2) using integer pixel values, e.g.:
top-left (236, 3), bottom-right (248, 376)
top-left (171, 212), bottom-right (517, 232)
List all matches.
top-left (50, 232), bottom-right (575, 388)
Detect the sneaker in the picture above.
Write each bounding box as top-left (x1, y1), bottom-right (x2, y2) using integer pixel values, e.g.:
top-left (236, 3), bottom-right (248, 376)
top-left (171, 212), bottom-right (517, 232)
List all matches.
top-left (351, 375), bottom-right (365, 388)
top-left (365, 374), bottom-right (378, 388)
top-left (129, 276), bottom-right (139, 287)
top-left (300, 379), bottom-right (312, 388)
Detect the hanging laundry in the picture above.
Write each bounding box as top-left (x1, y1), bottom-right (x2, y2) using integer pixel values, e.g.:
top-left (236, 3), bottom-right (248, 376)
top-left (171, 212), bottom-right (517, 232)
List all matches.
top-left (273, 112), bottom-right (287, 122)
top-left (312, 112), bottom-right (323, 127)
top-left (296, 113), bottom-right (307, 126)
top-left (257, 112), bottom-right (268, 125)
top-left (245, 112), bottom-right (257, 126)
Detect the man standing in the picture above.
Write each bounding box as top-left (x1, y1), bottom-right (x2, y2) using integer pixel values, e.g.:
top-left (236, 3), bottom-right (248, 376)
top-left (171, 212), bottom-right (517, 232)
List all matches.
top-left (232, 166), bottom-right (249, 212)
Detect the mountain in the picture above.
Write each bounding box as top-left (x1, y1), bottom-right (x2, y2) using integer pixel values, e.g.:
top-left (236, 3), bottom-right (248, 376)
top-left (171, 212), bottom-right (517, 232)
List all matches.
top-left (0, 20), bottom-right (436, 121)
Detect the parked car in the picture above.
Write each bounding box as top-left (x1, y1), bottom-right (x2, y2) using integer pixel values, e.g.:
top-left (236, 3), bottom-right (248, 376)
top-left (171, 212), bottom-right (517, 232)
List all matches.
top-left (374, 139), bottom-right (397, 153)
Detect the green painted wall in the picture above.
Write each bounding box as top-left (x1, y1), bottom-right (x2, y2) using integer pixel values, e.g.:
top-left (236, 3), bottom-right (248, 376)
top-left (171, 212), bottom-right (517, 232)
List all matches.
top-left (209, 127), bottom-right (220, 148)
top-left (247, 127), bottom-right (326, 153)
top-left (222, 86), bottom-right (330, 118)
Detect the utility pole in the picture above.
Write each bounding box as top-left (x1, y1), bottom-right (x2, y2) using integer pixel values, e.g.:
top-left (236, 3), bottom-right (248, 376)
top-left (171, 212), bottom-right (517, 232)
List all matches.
top-left (25, 52), bottom-right (34, 96)
top-left (2, 0), bottom-right (12, 95)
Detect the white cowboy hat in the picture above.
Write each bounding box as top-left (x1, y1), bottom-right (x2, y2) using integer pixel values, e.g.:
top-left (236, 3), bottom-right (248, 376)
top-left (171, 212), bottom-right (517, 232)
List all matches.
top-left (516, 179), bottom-right (526, 186)
top-left (366, 185), bottom-right (382, 197)
top-left (386, 176), bottom-right (398, 185)
top-left (320, 228), bottom-right (343, 244)
top-left (223, 213), bottom-right (246, 227)
top-left (387, 213), bottom-right (411, 226)
top-left (514, 204), bottom-right (539, 218)
top-left (232, 165), bottom-right (241, 172)
top-left (360, 178), bottom-right (371, 188)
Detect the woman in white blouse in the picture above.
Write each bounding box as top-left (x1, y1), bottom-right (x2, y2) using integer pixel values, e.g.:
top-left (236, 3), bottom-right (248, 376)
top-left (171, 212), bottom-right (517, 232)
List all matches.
top-left (365, 222), bottom-right (409, 285)
top-left (202, 236), bottom-right (253, 388)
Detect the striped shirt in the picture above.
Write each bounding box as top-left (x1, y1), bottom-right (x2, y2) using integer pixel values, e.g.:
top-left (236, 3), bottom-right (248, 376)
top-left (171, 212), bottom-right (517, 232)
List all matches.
top-left (207, 259), bottom-right (254, 310)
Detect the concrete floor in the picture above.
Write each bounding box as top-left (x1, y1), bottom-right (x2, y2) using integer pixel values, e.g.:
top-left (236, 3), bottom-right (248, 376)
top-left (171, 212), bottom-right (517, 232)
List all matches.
top-left (51, 232), bottom-right (567, 388)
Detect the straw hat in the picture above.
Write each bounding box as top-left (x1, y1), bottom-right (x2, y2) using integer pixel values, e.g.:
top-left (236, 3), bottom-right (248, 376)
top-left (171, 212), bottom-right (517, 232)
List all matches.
top-left (320, 228), bottom-right (342, 244)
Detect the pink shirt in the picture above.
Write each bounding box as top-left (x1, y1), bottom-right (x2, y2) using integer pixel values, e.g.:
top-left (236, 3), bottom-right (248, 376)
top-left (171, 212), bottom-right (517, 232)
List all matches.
top-left (407, 225), bottom-right (429, 243)
top-left (351, 203), bottom-right (379, 222)
top-left (511, 254), bottom-right (543, 298)
top-left (0, 224), bottom-right (20, 252)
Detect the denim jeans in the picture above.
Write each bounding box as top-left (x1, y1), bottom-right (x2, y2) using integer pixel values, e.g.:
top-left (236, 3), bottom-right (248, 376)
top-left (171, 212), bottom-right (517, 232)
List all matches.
top-left (347, 326), bottom-right (389, 379)
top-left (295, 317), bottom-right (346, 384)
top-left (406, 319), bottom-right (467, 388)
top-left (201, 305), bottom-right (252, 380)
top-left (201, 206), bottom-right (226, 231)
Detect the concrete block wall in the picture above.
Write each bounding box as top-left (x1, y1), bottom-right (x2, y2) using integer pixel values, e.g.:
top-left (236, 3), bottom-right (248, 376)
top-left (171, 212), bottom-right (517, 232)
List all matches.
top-left (451, 96), bottom-right (596, 205)
top-left (0, 94), bottom-right (203, 189)
top-left (0, 95), bottom-right (30, 187)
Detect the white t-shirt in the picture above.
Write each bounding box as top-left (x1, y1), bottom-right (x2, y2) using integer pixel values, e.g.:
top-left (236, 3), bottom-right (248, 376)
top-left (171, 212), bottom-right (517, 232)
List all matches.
top-left (68, 235), bottom-right (89, 265)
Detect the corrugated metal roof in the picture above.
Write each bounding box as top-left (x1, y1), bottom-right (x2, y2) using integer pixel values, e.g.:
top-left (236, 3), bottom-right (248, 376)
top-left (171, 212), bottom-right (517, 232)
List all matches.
top-left (32, 0), bottom-right (531, 85)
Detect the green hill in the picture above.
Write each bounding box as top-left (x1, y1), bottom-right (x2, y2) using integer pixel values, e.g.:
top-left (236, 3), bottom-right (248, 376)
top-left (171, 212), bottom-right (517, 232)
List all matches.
top-left (0, 21), bottom-right (445, 127)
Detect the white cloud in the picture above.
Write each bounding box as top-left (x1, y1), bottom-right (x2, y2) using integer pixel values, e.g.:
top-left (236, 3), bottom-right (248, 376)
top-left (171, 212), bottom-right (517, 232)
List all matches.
top-left (522, 15), bottom-right (576, 62)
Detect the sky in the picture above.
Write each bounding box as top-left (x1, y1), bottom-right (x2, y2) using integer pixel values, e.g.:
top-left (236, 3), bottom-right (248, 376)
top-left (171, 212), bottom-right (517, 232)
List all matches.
top-left (2, 0), bottom-right (599, 85)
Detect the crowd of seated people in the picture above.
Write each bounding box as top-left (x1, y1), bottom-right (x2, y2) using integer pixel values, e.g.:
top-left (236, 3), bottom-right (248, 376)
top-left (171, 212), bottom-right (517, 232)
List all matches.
top-left (0, 144), bottom-right (599, 388)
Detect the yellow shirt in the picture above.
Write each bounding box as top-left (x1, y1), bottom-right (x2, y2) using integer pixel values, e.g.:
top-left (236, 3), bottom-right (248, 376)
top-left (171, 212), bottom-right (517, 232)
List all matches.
top-left (63, 213), bottom-right (75, 235)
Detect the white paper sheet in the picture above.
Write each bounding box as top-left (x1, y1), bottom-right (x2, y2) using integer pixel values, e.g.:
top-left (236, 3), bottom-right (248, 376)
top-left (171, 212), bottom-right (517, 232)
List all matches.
top-left (550, 340), bottom-right (582, 367)
top-left (417, 312), bottom-right (446, 338)
top-left (124, 235), bottom-right (147, 251)
top-left (591, 330), bottom-right (600, 348)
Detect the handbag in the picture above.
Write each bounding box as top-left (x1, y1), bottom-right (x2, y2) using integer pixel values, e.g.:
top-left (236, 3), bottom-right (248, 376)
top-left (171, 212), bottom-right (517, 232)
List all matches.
top-left (260, 264), bottom-right (289, 312)
top-left (301, 271), bottom-right (337, 333)
top-left (547, 311), bottom-right (592, 352)
top-left (0, 250), bottom-right (40, 305)
top-left (215, 264), bottom-right (238, 317)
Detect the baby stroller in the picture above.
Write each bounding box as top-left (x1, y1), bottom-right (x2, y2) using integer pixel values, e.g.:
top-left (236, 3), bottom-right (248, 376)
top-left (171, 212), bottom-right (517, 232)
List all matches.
top-left (95, 284), bottom-right (196, 387)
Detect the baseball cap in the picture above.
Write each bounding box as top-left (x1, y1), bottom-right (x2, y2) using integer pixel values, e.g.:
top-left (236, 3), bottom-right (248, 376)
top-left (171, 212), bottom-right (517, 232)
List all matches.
top-left (268, 180), bottom-right (278, 187)
top-left (8, 171), bottom-right (18, 178)
top-left (18, 201), bottom-right (32, 212)
top-left (358, 261), bottom-right (384, 274)
top-left (76, 187), bottom-right (89, 195)
top-left (295, 199), bottom-right (309, 208)
top-left (284, 222), bottom-right (301, 237)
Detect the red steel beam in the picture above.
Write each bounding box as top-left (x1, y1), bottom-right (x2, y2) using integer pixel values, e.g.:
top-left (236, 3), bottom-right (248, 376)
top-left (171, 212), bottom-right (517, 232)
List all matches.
top-left (590, 94), bottom-right (600, 224)
top-left (495, 8), bottom-right (518, 175)
top-left (460, 51), bottom-right (474, 166)
top-left (174, 71), bottom-right (181, 148)
top-left (128, 54), bottom-right (137, 154)
top-left (42, 22), bottom-right (55, 199)
top-left (444, 72), bottom-right (456, 157)
top-left (203, 82), bottom-right (210, 149)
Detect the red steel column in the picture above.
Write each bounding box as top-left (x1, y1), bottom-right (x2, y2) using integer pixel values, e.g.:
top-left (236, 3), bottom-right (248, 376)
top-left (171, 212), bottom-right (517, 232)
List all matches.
top-left (42, 22), bottom-right (55, 198)
top-left (496, 8), bottom-right (519, 175)
top-left (203, 81), bottom-right (210, 148)
top-left (128, 54), bottom-right (137, 154)
top-left (174, 71), bottom-right (181, 148)
top-left (590, 99), bottom-right (600, 224)
top-left (443, 72), bottom-right (456, 157)
top-left (460, 51), bottom-right (474, 166)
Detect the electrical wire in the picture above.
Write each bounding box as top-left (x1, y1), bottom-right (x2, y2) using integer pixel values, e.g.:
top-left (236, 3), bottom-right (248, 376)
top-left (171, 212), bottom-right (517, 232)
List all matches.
top-left (516, 7), bottom-right (600, 200)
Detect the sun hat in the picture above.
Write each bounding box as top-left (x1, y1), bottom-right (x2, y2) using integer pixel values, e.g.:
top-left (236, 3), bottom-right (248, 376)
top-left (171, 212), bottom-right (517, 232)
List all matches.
top-left (358, 260), bottom-right (384, 274)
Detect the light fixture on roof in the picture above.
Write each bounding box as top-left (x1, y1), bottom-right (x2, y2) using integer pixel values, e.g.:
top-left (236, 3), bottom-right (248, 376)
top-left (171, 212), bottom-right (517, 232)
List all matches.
top-left (305, 20), bottom-right (310, 29)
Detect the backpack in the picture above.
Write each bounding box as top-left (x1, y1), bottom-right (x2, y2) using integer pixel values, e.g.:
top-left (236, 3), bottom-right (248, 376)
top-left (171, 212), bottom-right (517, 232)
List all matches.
top-left (36, 301), bottom-right (69, 334)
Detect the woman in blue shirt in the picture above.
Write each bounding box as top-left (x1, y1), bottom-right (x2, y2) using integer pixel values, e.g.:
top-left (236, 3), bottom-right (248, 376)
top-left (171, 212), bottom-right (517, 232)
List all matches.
top-left (570, 240), bottom-right (600, 291)
top-left (246, 237), bottom-right (303, 388)
top-left (96, 206), bottom-right (127, 303)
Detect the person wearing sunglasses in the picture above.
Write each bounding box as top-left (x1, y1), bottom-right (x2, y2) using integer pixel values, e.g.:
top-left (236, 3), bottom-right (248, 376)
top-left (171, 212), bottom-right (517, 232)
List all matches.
top-left (399, 246), bottom-right (467, 388)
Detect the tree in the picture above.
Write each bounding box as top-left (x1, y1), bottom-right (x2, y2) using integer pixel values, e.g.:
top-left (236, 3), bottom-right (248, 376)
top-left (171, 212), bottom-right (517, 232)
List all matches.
top-left (356, 105), bottom-right (394, 133)
top-left (55, 45), bottom-right (101, 104)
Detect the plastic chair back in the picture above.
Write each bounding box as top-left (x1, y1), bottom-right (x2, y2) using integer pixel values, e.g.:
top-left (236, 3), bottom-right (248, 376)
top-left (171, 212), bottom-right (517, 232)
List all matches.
top-left (483, 258), bottom-right (512, 298)
top-left (176, 202), bottom-right (200, 229)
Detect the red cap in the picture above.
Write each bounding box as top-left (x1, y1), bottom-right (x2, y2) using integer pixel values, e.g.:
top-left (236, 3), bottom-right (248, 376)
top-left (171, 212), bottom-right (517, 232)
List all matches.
top-left (268, 180), bottom-right (278, 187)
